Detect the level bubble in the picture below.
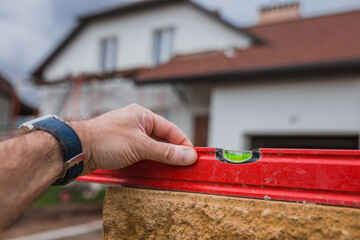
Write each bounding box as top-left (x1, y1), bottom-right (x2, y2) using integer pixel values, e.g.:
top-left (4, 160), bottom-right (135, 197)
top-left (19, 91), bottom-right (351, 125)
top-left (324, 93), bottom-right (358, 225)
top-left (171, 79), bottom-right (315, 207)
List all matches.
top-left (223, 150), bottom-right (252, 162)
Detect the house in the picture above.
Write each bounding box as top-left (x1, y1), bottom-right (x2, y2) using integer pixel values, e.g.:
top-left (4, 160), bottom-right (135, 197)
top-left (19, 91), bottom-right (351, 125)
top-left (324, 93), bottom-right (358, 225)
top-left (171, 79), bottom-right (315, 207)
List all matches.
top-left (33, 0), bottom-right (360, 149)
top-left (32, 0), bottom-right (258, 141)
top-left (0, 74), bottom-right (38, 134)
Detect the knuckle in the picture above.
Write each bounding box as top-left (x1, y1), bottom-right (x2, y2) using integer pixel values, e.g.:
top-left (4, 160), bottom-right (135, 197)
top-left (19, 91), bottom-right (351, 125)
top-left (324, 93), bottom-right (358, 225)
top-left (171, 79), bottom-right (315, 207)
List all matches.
top-left (165, 124), bottom-right (176, 140)
top-left (163, 145), bottom-right (173, 162)
top-left (127, 103), bottom-right (147, 115)
top-left (128, 103), bottom-right (141, 110)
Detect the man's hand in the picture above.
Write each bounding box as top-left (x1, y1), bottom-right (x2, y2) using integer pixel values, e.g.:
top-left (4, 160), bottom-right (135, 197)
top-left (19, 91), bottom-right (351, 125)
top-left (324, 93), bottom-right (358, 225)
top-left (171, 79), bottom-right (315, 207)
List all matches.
top-left (0, 104), bottom-right (197, 231)
top-left (71, 104), bottom-right (198, 174)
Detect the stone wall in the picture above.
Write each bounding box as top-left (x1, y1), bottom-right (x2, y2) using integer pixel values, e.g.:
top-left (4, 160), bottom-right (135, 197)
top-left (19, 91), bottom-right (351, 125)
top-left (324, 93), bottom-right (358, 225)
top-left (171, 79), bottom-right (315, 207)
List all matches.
top-left (103, 186), bottom-right (360, 239)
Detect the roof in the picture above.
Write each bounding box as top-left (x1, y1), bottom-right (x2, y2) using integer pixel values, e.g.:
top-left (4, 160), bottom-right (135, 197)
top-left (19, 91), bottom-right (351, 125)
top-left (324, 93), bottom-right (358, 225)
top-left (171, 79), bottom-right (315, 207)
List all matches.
top-left (35, 67), bottom-right (143, 85)
top-left (32, 0), bottom-right (260, 81)
top-left (136, 10), bottom-right (360, 83)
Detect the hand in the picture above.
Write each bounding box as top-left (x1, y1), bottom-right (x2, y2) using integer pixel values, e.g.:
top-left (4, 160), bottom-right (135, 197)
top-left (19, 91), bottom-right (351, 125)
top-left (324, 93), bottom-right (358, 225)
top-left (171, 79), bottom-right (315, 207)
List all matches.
top-left (71, 104), bottom-right (198, 174)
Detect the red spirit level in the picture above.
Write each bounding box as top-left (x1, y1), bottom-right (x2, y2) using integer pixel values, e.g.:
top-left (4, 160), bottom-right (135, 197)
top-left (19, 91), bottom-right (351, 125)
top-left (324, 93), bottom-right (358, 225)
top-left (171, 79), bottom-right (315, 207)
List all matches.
top-left (77, 147), bottom-right (360, 207)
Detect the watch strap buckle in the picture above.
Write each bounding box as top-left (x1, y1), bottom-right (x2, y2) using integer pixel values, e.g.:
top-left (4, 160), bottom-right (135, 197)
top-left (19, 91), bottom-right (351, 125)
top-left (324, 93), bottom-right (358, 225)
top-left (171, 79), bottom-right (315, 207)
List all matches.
top-left (65, 153), bottom-right (85, 169)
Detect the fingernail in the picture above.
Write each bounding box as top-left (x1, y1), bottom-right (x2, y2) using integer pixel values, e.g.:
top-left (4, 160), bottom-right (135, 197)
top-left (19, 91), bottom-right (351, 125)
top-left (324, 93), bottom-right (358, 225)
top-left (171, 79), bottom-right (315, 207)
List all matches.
top-left (181, 149), bottom-right (195, 164)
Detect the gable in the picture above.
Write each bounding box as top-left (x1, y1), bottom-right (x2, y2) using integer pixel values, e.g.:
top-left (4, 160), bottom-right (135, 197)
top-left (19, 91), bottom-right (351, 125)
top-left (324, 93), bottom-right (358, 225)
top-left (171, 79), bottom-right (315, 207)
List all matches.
top-left (33, 0), bottom-right (258, 82)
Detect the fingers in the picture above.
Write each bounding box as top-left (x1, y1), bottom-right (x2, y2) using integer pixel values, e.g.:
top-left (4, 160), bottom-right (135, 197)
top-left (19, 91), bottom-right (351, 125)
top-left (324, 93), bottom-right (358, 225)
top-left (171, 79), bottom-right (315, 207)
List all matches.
top-left (126, 104), bottom-right (197, 166)
top-left (142, 138), bottom-right (197, 166)
top-left (151, 113), bottom-right (194, 147)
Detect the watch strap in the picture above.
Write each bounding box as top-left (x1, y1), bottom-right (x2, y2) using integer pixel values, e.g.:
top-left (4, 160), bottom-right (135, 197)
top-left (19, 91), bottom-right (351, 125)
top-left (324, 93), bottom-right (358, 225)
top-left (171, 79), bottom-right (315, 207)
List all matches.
top-left (32, 117), bottom-right (85, 185)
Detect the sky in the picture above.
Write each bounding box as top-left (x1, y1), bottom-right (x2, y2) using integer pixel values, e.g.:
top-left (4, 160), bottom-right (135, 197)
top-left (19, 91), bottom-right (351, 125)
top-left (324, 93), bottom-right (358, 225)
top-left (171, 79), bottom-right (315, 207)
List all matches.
top-left (1, 0), bottom-right (360, 82)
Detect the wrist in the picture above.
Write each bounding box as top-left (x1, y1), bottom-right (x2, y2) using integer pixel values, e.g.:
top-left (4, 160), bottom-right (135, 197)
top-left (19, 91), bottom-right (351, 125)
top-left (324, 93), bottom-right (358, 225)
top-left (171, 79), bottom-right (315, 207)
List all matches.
top-left (19, 115), bottom-right (87, 185)
top-left (67, 120), bottom-right (95, 175)
top-left (29, 130), bottom-right (65, 179)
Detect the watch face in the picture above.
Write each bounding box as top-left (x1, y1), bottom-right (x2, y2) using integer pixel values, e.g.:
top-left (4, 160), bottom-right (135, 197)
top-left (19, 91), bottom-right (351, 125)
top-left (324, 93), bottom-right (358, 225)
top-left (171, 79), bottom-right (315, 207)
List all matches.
top-left (20, 115), bottom-right (59, 130)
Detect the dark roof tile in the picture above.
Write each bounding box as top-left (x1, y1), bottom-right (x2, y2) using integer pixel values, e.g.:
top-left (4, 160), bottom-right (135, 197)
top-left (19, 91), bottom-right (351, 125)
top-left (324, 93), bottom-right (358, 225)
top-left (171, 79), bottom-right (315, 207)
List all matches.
top-left (136, 10), bottom-right (360, 83)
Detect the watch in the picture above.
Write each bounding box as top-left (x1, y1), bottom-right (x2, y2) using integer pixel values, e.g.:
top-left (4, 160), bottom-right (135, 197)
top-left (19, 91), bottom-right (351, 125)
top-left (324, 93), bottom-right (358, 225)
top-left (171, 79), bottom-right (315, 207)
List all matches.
top-left (20, 115), bottom-right (85, 185)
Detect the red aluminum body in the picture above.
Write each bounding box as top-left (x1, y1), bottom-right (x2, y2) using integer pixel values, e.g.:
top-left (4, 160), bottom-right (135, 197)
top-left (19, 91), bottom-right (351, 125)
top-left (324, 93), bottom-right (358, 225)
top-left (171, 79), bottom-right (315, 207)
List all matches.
top-left (77, 147), bottom-right (360, 207)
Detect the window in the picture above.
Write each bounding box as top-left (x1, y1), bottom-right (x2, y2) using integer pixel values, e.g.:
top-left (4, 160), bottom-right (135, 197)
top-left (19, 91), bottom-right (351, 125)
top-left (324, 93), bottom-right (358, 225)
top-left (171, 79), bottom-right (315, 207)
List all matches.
top-left (100, 37), bottom-right (117, 72)
top-left (153, 28), bottom-right (174, 65)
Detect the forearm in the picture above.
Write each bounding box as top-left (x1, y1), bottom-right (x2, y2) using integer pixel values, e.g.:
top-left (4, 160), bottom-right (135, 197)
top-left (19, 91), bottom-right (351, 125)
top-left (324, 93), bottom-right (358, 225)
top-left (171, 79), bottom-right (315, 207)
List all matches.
top-left (0, 131), bottom-right (64, 231)
top-left (0, 104), bottom-right (197, 232)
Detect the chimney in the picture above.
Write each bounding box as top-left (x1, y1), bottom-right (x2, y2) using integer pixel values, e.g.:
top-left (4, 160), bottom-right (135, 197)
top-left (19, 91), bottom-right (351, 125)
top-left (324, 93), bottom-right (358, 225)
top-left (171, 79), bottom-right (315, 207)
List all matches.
top-left (259, 2), bottom-right (300, 25)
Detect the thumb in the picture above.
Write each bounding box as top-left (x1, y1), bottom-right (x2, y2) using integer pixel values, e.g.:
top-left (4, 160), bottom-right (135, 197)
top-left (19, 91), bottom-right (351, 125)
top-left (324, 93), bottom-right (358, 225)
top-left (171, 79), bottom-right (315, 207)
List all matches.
top-left (144, 140), bottom-right (197, 166)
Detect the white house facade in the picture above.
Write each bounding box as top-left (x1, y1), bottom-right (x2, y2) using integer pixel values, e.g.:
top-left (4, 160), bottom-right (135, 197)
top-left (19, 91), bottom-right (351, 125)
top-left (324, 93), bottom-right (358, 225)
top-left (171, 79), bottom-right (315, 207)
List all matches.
top-left (34, 0), bottom-right (256, 144)
top-left (33, 0), bottom-right (360, 149)
top-left (209, 75), bottom-right (360, 149)
top-left (40, 1), bottom-right (252, 81)
top-left (134, 6), bottom-right (360, 149)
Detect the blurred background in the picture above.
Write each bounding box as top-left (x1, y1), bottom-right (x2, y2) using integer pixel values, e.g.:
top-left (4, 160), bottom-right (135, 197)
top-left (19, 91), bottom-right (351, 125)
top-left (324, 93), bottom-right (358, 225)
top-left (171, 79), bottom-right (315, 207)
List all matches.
top-left (1, 0), bottom-right (360, 239)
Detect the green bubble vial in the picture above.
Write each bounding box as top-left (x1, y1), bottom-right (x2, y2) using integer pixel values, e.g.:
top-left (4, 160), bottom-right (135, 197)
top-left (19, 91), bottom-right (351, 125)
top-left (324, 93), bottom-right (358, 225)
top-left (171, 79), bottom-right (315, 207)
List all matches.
top-left (223, 150), bottom-right (252, 162)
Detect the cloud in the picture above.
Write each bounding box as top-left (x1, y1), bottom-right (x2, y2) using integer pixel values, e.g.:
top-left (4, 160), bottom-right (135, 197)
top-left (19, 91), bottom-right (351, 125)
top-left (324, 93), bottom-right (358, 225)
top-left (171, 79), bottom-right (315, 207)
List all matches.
top-left (1, 0), bottom-right (360, 81)
top-left (194, 0), bottom-right (360, 26)
top-left (0, 0), bottom-right (56, 80)
top-left (0, 0), bottom-right (132, 80)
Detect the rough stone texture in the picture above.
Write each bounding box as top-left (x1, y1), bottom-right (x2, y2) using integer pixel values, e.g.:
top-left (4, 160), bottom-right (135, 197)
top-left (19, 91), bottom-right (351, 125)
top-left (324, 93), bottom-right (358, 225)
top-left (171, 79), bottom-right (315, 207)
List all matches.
top-left (103, 186), bottom-right (360, 240)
